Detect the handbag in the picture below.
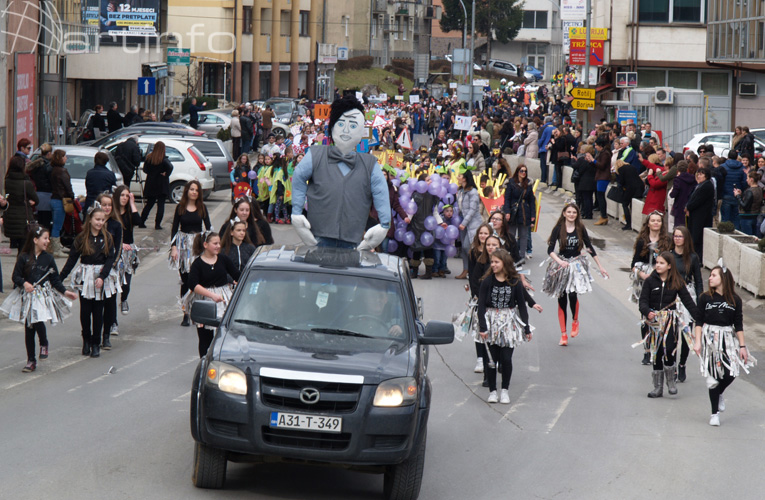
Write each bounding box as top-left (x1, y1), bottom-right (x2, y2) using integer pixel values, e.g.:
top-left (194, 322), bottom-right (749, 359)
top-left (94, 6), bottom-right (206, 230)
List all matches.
top-left (607, 184), bottom-right (626, 203)
top-left (571, 166), bottom-right (581, 184)
top-left (63, 197), bottom-right (75, 214)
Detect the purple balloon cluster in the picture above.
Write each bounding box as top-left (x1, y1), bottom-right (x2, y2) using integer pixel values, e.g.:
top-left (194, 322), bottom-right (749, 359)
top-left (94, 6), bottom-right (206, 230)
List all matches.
top-left (390, 170), bottom-right (462, 258)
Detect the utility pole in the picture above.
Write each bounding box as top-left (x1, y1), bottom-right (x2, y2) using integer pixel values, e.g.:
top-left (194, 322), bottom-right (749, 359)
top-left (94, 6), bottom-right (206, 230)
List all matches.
top-left (468, 0), bottom-right (475, 114)
top-left (582, 0), bottom-right (591, 132)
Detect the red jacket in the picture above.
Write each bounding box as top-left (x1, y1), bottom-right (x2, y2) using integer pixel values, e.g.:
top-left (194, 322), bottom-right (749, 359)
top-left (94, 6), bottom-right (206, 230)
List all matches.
top-left (642, 161), bottom-right (667, 214)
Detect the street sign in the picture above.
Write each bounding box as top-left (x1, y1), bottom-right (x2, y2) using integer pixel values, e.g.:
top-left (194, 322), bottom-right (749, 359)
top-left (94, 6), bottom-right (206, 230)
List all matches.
top-left (616, 71), bottom-right (638, 88)
top-left (569, 38), bottom-right (605, 66)
top-left (167, 48), bottom-right (190, 66)
top-left (568, 27), bottom-right (608, 40)
top-left (571, 99), bottom-right (595, 110)
top-left (137, 77), bottom-right (156, 96)
top-left (337, 47), bottom-right (348, 61)
top-left (570, 88), bottom-right (595, 100)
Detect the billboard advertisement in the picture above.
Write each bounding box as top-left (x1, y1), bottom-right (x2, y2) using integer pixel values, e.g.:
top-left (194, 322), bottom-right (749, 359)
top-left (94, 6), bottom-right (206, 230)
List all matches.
top-left (83, 0), bottom-right (159, 39)
top-left (15, 53), bottom-right (36, 147)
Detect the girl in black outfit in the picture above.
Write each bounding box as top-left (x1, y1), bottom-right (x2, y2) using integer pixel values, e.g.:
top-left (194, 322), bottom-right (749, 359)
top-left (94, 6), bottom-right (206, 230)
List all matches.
top-left (638, 252), bottom-right (701, 399)
top-left (1, 226), bottom-right (78, 372)
top-left (693, 265), bottom-right (753, 426)
top-left (60, 208), bottom-right (118, 358)
top-left (489, 210), bottom-right (520, 263)
top-left (97, 193), bottom-right (123, 349)
top-left (221, 219), bottom-right (255, 276)
top-left (573, 145), bottom-right (596, 219)
top-left (219, 197), bottom-right (272, 246)
top-left (671, 225), bottom-right (703, 382)
top-left (169, 180), bottom-right (212, 326)
top-left (544, 203), bottom-right (608, 346)
top-left (467, 224), bottom-right (493, 375)
top-left (140, 141), bottom-right (174, 229)
top-left (183, 232), bottom-right (240, 357)
top-left (631, 211), bottom-right (672, 364)
top-left (114, 185), bottom-right (142, 315)
top-left (503, 165), bottom-right (536, 265)
top-left (477, 249), bottom-right (532, 404)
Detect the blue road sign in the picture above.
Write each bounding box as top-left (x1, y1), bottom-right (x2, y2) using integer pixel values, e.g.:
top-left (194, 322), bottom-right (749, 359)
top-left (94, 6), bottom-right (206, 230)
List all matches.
top-left (138, 77), bottom-right (156, 96)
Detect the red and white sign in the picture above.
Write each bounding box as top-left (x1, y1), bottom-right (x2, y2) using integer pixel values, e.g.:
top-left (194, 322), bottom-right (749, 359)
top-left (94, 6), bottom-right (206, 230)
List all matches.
top-left (15, 53), bottom-right (36, 147)
top-left (569, 39), bottom-right (605, 66)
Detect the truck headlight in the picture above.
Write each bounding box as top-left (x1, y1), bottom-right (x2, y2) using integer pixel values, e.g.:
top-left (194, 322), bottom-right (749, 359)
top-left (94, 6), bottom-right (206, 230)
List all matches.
top-left (206, 361), bottom-right (247, 395)
top-left (374, 377), bottom-right (417, 407)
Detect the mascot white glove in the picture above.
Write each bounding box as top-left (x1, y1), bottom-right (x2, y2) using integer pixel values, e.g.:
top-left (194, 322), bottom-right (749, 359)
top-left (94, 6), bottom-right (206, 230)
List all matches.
top-left (291, 214), bottom-right (318, 246)
top-left (357, 224), bottom-right (388, 251)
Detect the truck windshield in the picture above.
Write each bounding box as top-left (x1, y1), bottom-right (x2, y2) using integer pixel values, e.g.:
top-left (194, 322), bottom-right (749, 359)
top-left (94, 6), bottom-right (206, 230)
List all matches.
top-left (228, 271), bottom-right (407, 341)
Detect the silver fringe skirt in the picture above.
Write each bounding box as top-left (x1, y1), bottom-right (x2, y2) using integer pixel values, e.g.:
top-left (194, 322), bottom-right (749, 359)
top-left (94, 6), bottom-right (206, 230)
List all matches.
top-left (118, 243), bottom-right (140, 284)
top-left (542, 255), bottom-right (594, 298)
top-left (628, 262), bottom-right (652, 304)
top-left (0, 282), bottom-right (73, 326)
top-left (699, 324), bottom-right (757, 379)
top-left (179, 284), bottom-right (234, 320)
top-left (168, 231), bottom-right (197, 274)
top-left (482, 307), bottom-right (530, 348)
top-left (69, 263), bottom-right (122, 300)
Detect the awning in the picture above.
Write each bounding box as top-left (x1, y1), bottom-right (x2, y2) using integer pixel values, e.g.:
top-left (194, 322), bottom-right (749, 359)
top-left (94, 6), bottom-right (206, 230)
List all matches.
top-left (145, 63), bottom-right (168, 79)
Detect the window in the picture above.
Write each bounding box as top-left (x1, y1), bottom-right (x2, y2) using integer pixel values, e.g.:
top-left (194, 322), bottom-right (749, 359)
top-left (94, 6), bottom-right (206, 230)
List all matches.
top-left (299, 11), bottom-right (309, 36)
top-left (344, 16), bottom-right (349, 37)
top-left (190, 141), bottom-right (224, 157)
top-left (701, 73), bottom-right (729, 95)
top-left (280, 10), bottom-right (290, 36)
top-left (260, 8), bottom-right (271, 35)
top-left (639, 0), bottom-right (704, 23)
top-left (668, 70), bottom-right (697, 89)
top-left (522, 10), bottom-right (548, 29)
top-left (371, 16), bottom-right (377, 38)
top-left (242, 6), bottom-right (252, 34)
top-left (403, 17), bottom-right (407, 40)
top-left (636, 69), bottom-right (665, 87)
top-left (394, 17), bottom-right (400, 40)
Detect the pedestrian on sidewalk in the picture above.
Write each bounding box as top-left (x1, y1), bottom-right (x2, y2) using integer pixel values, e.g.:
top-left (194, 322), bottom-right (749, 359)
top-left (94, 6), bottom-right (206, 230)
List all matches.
top-left (140, 142), bottom-right (174, 230)
top-left (593, 137), bottom-right (612, 225)
top-left (544, 203), bottom-right (608, 346)
top-left (455, 172), bottom-right (481, 279)
top-left (59, 207), bottom-right (120, 359)
top-left (4, 156), bottom-right (39, 251)
top-left (685, 167), bottom-right (716, 261)
top-left (477, 248), bottom-right (532, 404)
top-left (0, 226), bottom-right (78, 372)
top-left (49, 149), bottom-right (74, 256)
top-left (693, 264), bottom-right (754, 426)
top-left (671, 225), bottom-right (703, 383)
top-left (638, 251), bottom-right (700, 399)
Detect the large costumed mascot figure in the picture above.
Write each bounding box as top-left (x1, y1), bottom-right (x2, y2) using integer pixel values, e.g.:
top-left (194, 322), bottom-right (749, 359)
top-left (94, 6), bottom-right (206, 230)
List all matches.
top-left (291, 96), bottom-right (391, 250)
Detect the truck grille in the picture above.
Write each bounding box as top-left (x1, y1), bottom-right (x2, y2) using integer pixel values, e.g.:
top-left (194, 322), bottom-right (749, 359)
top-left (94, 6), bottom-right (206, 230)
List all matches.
top-left (260, 376), bottom-right (361, 413)
top-left (262, 427), bottom-right (351, 450)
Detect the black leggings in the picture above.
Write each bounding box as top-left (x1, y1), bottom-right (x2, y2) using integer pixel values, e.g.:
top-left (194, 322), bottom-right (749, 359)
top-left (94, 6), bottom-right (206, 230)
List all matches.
top-left (709, 366), bottom-right (735, 414)
top-left (25, 322), bottom-right (47, 362)
top-left (679, 325), bottom-right (691, 367)
top-left (180, 272), bottom-right (190, 299)
top-left (121, 273), bottom-right (133, 302)
top-left (197, 327), bottom-right (214, 357)
top-left (140, 196), bottom-right (165, 226)
top-left (653, 326), bottom-right (677, 370)
top-left (557, 292), bottom-right (579, 332)
top-left (80, 296), bottom-right (104, 345)
top-left (484, 345), bottom-right (514, 391)
top-left (103, 294), bottom-right (118, 336)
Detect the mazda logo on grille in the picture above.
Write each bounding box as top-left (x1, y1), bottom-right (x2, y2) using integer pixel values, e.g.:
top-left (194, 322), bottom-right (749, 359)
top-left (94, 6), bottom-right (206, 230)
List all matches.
top-left (299, 387), bottom-right (321, 404)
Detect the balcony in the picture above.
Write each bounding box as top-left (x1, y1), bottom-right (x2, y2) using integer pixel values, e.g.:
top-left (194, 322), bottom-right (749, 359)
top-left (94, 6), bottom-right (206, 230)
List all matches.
top-left (373, 0), bottom-right (387, 13)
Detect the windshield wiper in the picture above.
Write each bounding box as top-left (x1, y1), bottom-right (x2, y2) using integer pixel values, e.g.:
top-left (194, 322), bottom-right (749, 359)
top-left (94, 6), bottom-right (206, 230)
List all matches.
top-left (234, 319), bottom-right (290, 331)
top-left (311, 328), bottom-right (373, 338)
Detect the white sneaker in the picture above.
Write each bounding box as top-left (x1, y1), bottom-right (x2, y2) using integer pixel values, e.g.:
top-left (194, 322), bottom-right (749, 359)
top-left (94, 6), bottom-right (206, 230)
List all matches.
top-left (487, 391), bottom-right (498, 403)
top-left (110, 324), bottom-right (119, 336)
top-left (719, 395), bottom-right (725, 412)
top-left (500, 389), bottom-right (510, 404)
top-left (526, 253), bottom-right (533, 260)
top-left (474, 358), bottom-right (484, 373)
top-left (709, 413), bottom-right (720, 426)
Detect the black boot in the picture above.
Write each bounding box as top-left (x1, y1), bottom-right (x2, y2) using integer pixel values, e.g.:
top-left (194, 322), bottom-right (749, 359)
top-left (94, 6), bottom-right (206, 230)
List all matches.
top-left (678, 364), bottom-right (686, 383)
top-left (82, 337), bottom-right (91, 356)
top-left (181, 314), bottom-right (191, 327)
top-left (641, 351), bottom-right (651, 365)
top-left (102, 332), bottom-right (112, 350)
top-left (410, 267), bottom-right (419, 279)
top-left (90, 343), bottom-right (100, 358)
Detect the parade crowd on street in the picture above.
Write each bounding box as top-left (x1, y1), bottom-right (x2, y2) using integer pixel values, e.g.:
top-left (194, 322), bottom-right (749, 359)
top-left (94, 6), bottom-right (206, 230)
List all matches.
top-left (1, 78), bottom-right (760, 428)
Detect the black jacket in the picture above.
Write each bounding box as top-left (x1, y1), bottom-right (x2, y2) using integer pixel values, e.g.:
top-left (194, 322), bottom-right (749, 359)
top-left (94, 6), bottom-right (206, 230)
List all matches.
top-left (90, 113), bottom-right (106, 132)
top-left (27, 157), bottom-right (53, 193)
top-left (685, 180), bottom-right (715, 221)
top-left (574, 156), bottom-right (596, 192)
top-left (115, 139), bottom-right (141, 181)
top-left (616, 163), bottom-right (644, 200)
top-left (142, 156), bottom-right (174, 198)
top-left (107, 109), bottom-right (123, 133)
top-left (503, 178), bottom-right (536, 226)
top-left (12, 251), bottom-right (67, 293)
top-left (638, 271), bottom-right (700, 320)
top-left (84, 164), bottom-right (117, 210)
top-left (3, 170), bottom-right (38, 240)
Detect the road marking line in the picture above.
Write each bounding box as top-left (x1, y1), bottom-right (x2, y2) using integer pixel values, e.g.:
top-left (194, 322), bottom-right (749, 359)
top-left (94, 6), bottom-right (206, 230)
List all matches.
top-left (502, 383), bottom-right (536, 418)
top-left (118, 335), bottom-right (176, 344)
top-left (173, 390), bottom-right (191, 402)
top-left (546, 387), bottom-right (577, 433)
top-left (68, 353), bottom-right (159, 392)
top-left (111, 357), bottom-right (197, 398)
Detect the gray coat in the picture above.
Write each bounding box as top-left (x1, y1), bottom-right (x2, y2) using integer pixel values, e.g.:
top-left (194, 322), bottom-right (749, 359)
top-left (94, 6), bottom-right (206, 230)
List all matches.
top-left (457, 187), bottom-right (482, 249)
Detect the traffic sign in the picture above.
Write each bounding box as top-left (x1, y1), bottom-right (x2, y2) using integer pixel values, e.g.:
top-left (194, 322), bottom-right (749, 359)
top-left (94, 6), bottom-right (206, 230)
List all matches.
top-left (138, 77), bottom-right (156, 96)
top-left (571, 99), bottom-right (595, 110)
top-left (337, 47), bottom-right (348, 61)
top-left (570, 88), bottom-right (595, 100)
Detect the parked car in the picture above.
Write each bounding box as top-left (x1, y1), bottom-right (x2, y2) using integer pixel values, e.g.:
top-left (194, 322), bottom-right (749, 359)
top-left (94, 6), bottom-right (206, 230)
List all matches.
top-left (486, 59), bottom-right (520, 78)
top-left (523, 65), bottom-right (543, 82)
top-left (104, 137), bottom-right (215, 203)
top-left (188, 246), bottom-right (454, 498)
top-left (31, 145), bottom-right (124, 199)
top-left (70, 109), bottom-right (120, 144)
top-left (683, 132), bottom-right (765, 159)
top-left (85, 123), bottom-right (205, 148)
top-left (263, 97), bottom-right (307, 126)
top-left (161, 135), bottom-right (234, 192)
top-left (180, 110), bottom-right (233, 139)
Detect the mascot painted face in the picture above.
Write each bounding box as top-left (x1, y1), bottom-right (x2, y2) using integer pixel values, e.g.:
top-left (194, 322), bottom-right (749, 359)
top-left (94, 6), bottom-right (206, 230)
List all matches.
top-left (290, 96), bottom-right (391, 250)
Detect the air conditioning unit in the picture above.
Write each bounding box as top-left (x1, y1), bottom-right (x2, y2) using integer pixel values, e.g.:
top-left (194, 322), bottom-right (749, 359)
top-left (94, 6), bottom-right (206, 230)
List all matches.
top-left (654, 87), bottom-right (674, 105)
top-left (739, 82), bottom-right (758, 96)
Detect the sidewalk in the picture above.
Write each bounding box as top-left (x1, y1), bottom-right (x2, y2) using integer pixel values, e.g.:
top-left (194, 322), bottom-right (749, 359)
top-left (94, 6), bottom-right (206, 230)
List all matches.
top-left (539, 186), bottom-right (765, 388)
